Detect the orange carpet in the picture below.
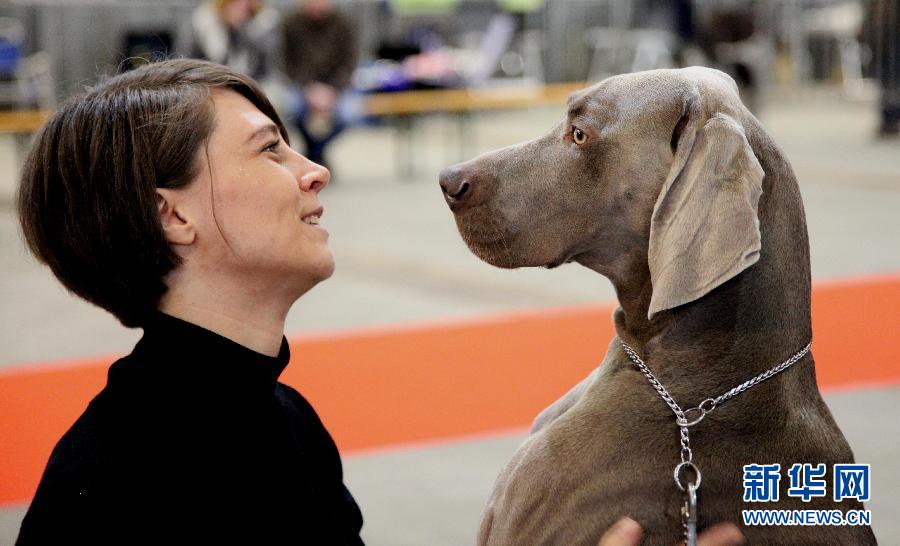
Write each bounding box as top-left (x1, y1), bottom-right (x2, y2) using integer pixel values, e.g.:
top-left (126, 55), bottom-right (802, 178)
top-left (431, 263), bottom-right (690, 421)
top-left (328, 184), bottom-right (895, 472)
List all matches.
top-left (1, 275), bottom-right (898, 505)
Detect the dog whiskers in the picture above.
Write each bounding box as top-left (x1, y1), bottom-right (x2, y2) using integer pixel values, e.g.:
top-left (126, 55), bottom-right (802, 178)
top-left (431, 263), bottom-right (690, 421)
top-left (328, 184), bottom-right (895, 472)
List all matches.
top-left (488, 214), bottom-right (512, 259)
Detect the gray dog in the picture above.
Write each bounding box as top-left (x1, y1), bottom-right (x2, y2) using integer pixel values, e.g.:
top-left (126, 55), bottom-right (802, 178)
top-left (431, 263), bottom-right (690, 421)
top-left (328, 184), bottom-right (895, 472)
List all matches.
top-left (439, 68), bottom-right (876, 545)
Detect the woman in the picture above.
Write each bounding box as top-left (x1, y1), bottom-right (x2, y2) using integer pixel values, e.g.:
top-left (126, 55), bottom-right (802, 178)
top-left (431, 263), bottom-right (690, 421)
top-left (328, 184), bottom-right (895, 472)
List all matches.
top-left (16, 58), bottom-right (361, 544)
top-left (186, 0), bottom-right (280, 81)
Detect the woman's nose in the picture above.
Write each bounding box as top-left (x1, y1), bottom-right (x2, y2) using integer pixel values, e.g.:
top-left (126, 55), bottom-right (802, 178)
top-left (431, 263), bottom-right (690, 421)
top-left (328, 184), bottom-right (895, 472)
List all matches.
top-left (298, 155), bottom-right (330, 193)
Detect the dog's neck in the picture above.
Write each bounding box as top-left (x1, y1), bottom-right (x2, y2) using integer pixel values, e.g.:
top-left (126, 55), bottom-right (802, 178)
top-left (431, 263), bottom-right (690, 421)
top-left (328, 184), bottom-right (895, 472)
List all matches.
top-left (608, 254), bottom-right (810, 379)
top-left (580, 123), bottom-right (815, 400)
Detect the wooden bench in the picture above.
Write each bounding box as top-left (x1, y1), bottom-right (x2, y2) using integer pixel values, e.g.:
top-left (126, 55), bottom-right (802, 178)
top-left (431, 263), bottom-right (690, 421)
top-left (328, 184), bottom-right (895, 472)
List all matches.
top-left (363, 81), bottom-right (588, 116)
top-left (362, 82), bottom-right (588, 176)
top-left (0, 82), bottom-right (591, 185)
top-left (0, 110), bottom-right (52, 202)
top-left (0, 110), bottom-right (52, 134)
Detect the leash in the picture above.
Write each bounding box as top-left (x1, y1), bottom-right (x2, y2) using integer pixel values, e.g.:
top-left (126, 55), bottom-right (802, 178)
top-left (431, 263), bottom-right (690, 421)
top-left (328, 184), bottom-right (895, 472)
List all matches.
top-left (619, 341), bottom-right (812, 546)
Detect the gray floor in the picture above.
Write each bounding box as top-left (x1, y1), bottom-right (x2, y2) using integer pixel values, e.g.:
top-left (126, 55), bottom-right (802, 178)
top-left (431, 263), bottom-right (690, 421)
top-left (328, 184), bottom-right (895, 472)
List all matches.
top-left (1, 93), bottom-right (898, 544)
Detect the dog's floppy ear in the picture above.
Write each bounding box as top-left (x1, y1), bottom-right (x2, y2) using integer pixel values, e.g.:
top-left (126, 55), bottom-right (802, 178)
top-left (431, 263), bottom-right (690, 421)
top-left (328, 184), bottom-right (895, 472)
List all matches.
top-left (647, 83), bottom-right (765, 319)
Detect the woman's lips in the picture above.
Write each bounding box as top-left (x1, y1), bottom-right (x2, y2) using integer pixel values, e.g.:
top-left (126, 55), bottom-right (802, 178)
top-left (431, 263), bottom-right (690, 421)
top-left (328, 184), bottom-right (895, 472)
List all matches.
top-left (301, 206), bottom-right (324, 226)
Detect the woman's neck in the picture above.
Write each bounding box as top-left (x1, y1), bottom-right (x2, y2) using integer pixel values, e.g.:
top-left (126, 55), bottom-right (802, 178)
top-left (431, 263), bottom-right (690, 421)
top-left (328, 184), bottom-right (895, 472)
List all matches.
top-left (158, 269), bottom-right (294, 357)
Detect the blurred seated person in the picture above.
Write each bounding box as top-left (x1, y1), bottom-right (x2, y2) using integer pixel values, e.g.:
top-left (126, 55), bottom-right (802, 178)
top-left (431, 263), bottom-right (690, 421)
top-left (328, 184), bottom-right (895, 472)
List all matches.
top-left (282, 0), bottom-right (360, 168)
top-left (186, 0), bottom-right (280, 81)
top-left (864, 0), bottom-right (900, 137)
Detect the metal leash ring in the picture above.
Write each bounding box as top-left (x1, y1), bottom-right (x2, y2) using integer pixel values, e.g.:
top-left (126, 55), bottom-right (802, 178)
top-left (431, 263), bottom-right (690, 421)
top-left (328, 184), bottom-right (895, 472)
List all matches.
top-left (675, 398), bottom-right (716, 427)
top-left (674, 461), bottom-right (702, 492)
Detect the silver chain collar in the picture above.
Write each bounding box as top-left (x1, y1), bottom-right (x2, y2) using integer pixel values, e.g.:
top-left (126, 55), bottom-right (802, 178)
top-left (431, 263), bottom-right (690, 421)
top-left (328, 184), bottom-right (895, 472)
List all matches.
top-left (619, 341), bottom-right (812, 545)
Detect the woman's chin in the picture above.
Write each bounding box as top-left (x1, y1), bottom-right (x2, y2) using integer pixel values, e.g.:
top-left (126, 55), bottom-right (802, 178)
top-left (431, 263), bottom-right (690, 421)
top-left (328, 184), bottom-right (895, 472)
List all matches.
top-left (308, 248), bottom-right (336, 282)
top-left (318, 254), bottom-right (336, 280)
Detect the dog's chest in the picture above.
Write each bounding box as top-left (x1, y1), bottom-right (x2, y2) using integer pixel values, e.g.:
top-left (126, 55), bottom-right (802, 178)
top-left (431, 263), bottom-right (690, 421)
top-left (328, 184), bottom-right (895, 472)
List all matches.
top-left (479, 382), bottom-right (875, 546)
top-left (479, 404), bottom-right (690, 545)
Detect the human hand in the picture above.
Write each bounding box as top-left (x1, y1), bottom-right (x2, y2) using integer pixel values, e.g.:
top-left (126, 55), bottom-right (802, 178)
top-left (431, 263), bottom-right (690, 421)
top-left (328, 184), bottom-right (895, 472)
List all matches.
top-left (598, 517), bottom-right (744, 546)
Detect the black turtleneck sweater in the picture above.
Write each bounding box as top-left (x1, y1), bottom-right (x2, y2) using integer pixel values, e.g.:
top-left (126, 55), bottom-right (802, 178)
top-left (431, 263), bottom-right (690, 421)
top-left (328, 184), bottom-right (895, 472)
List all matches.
top-left (16, 313), bottom-right (364, 545)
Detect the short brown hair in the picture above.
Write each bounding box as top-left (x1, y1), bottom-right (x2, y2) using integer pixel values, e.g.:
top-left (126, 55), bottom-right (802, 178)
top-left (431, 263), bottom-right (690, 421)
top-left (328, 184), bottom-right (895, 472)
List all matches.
top-left (18, 58), bottom-right (288, 327)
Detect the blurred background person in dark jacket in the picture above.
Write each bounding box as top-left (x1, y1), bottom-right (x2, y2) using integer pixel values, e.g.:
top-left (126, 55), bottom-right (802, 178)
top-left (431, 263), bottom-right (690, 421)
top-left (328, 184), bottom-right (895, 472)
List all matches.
top-left (282, 0), bottom-right (360, 168)
top-left (865, 0), bottom-right (900, 137)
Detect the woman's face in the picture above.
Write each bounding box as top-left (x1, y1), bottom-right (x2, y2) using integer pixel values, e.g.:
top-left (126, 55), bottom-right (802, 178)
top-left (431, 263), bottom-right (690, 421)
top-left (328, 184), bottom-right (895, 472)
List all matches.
top-left (173, 89), bottom-right (333, 297)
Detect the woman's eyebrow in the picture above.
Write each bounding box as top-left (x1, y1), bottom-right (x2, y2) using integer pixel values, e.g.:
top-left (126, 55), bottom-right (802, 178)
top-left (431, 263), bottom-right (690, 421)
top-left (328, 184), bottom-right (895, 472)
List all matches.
top-left (245, 123), bottom-right (280, 144)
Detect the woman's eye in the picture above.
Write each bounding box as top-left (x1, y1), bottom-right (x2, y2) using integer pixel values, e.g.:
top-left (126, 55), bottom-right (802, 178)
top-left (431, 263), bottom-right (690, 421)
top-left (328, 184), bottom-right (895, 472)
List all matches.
top-left (263, 140), bottom-right (280, 154)
top-left (573, 127), bottom-right (588, 145)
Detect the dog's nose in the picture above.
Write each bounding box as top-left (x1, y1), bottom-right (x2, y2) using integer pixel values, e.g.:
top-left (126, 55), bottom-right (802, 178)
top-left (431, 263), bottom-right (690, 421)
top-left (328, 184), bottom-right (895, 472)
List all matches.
top-left (439, 164), bottom-right (476, 210)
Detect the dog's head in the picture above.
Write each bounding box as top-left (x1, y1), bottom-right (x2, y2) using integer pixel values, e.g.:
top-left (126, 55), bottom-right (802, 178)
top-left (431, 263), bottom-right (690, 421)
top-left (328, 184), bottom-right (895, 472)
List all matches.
top-left (440, 67), bottom-right (764, 318)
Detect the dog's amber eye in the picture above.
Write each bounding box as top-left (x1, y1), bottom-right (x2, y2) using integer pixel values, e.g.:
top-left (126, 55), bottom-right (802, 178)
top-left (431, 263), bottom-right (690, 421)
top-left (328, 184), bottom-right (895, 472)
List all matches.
top-left (573, 127), bottom-right (588, 145)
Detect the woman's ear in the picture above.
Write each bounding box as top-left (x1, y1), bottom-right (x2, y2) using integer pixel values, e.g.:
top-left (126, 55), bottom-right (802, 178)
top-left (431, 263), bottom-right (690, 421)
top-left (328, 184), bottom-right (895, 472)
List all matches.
top-left (156, 188), bottom-right (196, 246)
